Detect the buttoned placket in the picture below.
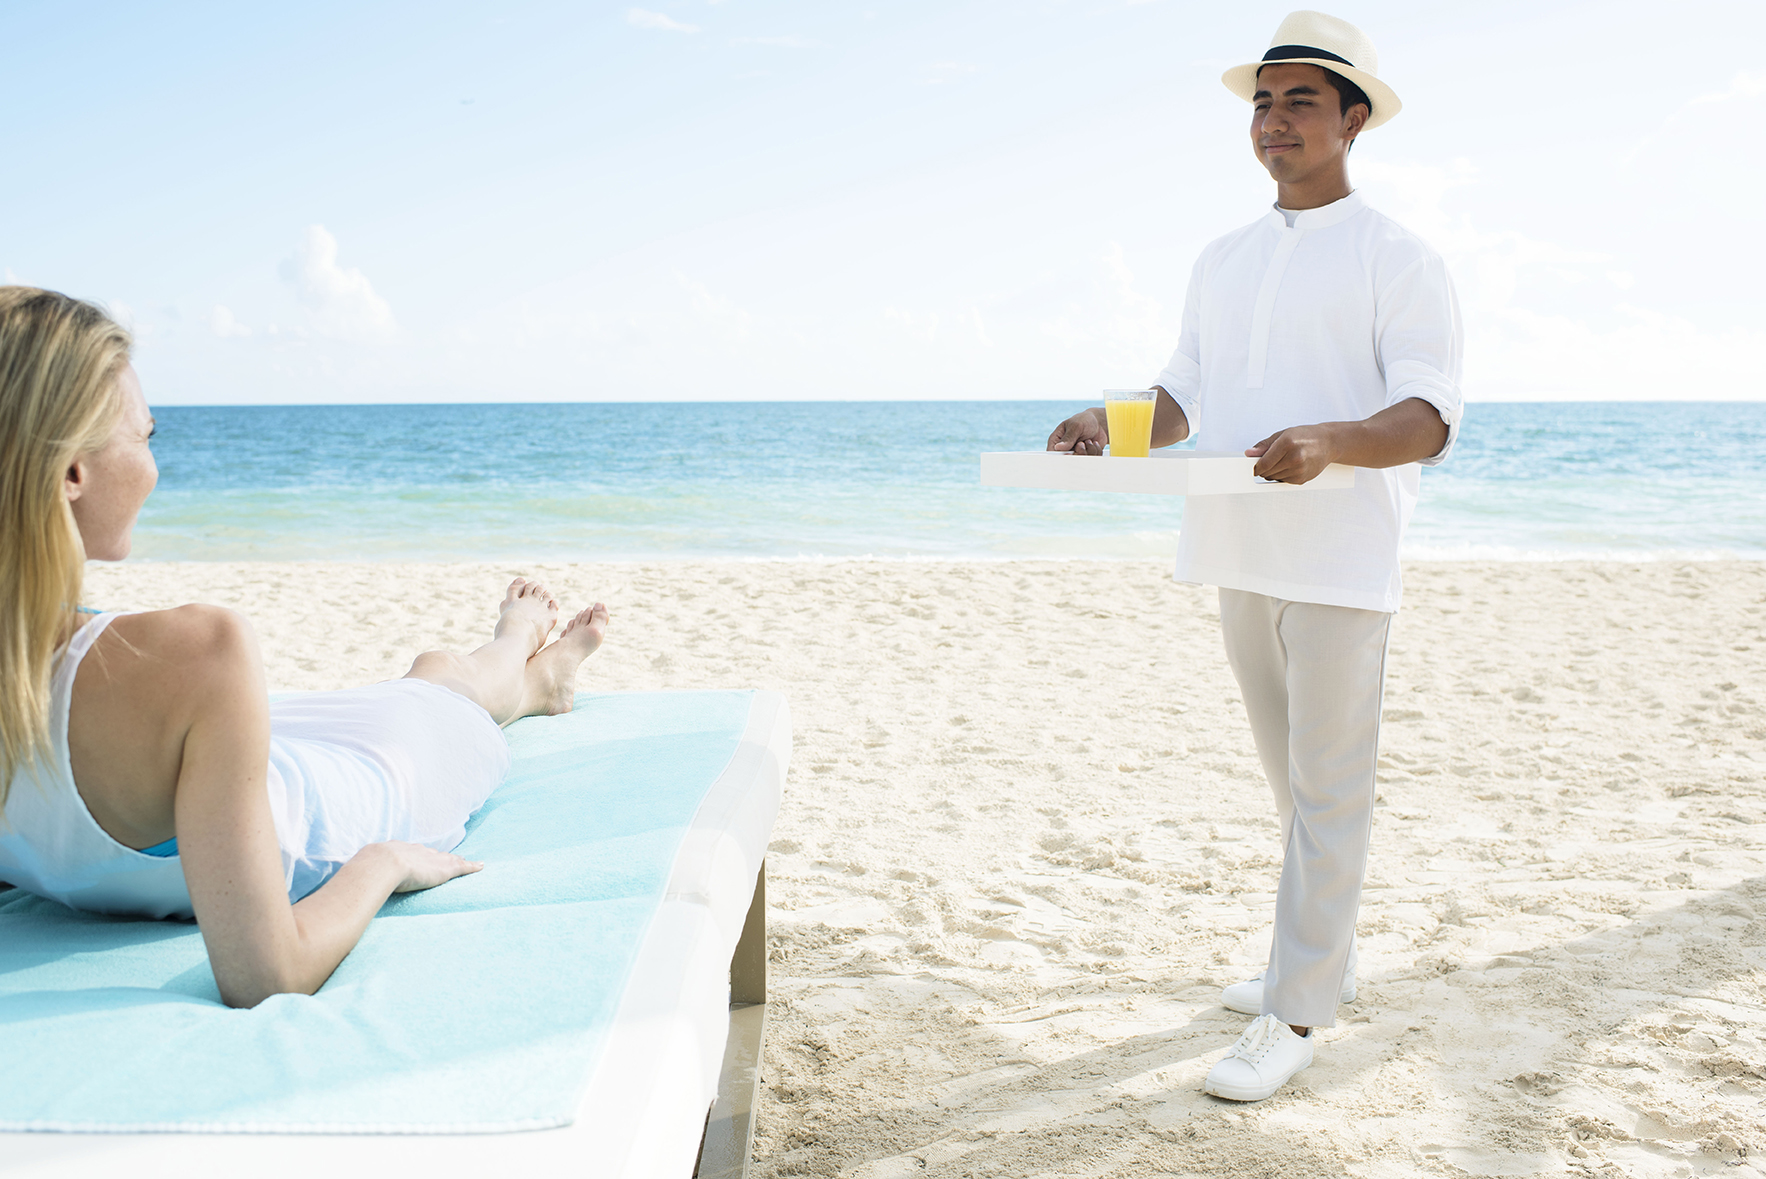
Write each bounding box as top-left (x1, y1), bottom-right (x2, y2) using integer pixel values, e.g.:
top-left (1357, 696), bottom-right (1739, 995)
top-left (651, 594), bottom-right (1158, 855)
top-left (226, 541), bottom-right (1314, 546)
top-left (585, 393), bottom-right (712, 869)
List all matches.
top-left (1246, 220), bottom-right (1303, 390)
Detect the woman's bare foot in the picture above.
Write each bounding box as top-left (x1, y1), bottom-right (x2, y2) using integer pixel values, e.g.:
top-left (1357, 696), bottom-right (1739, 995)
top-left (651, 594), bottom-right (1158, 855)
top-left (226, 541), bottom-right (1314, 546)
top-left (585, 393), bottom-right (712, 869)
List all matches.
top-left (520, 603), bottom-right (610, 717)
top-left (495, 578), bottom-right (559, 657)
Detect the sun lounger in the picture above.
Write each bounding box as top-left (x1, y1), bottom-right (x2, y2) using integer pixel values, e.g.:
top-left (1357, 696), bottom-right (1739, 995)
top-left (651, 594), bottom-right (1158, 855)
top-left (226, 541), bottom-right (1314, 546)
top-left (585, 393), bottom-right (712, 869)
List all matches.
top-left (0, 689), bottom-right (788, 1179)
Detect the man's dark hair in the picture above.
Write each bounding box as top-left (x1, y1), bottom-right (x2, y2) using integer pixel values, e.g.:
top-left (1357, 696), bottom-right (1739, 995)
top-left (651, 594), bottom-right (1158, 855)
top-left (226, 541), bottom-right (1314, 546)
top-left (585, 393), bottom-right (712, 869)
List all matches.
top-left (1319, 68), bottom-right (1372, 121)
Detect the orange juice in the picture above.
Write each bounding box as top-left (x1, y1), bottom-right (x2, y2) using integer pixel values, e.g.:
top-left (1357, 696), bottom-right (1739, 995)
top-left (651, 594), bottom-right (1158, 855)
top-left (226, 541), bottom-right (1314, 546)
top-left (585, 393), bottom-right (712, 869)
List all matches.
top-left (1105, 394), bottom-right (1156, 458)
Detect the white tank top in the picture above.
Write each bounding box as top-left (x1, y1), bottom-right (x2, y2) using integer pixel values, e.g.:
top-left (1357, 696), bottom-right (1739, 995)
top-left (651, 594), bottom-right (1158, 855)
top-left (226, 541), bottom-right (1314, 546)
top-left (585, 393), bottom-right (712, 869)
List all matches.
top-left (0, 614), bottom-right (189, 917)
top-left (0, 612), bottom-right (509, 920)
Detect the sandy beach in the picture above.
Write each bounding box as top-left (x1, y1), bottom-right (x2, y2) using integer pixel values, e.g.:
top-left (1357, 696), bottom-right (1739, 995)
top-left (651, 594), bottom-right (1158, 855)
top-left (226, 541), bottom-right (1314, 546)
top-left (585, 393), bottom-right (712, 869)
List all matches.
top-left (87, 558), bottom-right (1766, 1178)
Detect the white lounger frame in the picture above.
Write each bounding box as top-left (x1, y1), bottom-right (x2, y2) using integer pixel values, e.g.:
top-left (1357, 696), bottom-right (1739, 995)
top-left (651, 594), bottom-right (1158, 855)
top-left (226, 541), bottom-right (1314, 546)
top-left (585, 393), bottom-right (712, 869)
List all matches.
top-left (695, 864), bottom-right (767, 1179)
top-left (0, 690), bottom-right (789, 1179)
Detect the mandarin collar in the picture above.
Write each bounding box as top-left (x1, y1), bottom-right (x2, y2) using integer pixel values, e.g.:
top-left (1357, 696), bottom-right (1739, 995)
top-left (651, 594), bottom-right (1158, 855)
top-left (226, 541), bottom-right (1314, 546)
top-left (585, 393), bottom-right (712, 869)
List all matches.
top-left (1265, 190), bottom-right (1366, 232)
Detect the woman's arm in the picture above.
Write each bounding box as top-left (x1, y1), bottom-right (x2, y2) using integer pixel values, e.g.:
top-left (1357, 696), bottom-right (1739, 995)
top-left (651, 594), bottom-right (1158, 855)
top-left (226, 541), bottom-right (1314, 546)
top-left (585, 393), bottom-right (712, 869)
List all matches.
top-left (86, 606), bottom-right (476, 1007)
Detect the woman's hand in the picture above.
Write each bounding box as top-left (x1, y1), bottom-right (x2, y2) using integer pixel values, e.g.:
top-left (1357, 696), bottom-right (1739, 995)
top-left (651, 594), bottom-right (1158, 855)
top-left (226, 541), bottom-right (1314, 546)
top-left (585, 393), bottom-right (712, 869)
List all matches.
top-left (375, 841), bottom-right (484, 893)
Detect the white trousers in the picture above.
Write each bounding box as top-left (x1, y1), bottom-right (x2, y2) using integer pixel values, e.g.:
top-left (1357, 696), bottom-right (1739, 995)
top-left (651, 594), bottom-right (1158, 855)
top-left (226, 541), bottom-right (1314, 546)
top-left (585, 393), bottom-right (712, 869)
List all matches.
top-left (1218, 588), bottom-right (1393, 1029)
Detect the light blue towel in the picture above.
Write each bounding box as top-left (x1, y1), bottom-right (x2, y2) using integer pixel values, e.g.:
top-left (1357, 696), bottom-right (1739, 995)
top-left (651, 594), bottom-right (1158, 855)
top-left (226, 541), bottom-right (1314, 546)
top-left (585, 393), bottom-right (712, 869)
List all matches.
top-left (0, 690), bottom-right (754, 1133)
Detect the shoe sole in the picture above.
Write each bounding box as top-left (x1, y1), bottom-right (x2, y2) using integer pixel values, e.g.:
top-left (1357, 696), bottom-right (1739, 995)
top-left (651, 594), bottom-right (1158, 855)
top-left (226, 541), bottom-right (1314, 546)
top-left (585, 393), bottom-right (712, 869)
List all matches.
top-left (1222, 996), bottom-right (1260, 1016)
top-left (1221, 983), bottom-right (1356, 1017)
top-left (1204, 1055), bottom-right (1312, 1102)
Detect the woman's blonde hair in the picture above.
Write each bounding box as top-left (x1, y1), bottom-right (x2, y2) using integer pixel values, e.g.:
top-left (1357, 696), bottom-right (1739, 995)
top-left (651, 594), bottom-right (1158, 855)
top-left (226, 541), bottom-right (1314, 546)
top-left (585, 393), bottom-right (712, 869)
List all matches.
top-left (0, 287), bottom-right (132, 808)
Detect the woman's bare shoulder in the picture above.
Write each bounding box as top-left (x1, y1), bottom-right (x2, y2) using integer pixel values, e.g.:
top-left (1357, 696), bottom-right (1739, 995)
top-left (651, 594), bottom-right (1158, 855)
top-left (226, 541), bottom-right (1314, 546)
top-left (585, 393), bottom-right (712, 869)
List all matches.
top-left (86, 605), bottom-right (263, 706)
top-left (69, 605), bottom-right (267, 847)
top-left (105, 603), bottom-right (251, 649)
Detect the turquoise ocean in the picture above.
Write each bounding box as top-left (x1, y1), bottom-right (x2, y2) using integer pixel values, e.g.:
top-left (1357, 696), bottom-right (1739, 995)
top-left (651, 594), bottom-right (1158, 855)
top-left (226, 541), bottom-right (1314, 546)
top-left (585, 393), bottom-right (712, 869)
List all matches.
top-left (134, 401), bottom-right (1765, 562)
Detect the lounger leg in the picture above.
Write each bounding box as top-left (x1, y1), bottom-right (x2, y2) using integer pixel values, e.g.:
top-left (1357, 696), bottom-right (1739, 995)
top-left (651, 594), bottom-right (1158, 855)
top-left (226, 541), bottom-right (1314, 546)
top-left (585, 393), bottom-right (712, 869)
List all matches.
top-left (696, 861), bottom-right (767, 1179)
top-left (729, 860), bottom-right (767, 1007)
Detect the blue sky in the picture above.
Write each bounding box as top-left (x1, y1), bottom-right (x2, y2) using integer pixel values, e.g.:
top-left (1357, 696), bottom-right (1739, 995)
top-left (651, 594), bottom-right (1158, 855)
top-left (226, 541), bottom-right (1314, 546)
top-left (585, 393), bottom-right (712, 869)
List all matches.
top-left (3, 0), bottom-right (1762, 403)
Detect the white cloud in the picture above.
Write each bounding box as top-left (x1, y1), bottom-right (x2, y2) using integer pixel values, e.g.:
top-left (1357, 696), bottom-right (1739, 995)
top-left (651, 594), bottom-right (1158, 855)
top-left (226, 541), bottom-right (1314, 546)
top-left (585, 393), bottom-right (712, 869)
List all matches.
top-left (1473, 303), bottom-right (1766, 403)
top-left (1033, 242), bottom-right (1165, 363)
top-left (1618, 72), bottom-right (1766, 197)
top-left (278, 225), bottom-right (395, 340)
top-left (679, 275), bottom-right (754, 342)
top-left (918, 61), bottom-right (979, 85)
top-left (208, 305), bottom-right (252, 338)
top-left (627, 8), bottom-right (700, 33)
top-left (735, 35), bottom-right (815, 48)
top-left (1358, 159), bottom-right (1766, 401)
top-left (1662, 71), bottom-right (1766, 118)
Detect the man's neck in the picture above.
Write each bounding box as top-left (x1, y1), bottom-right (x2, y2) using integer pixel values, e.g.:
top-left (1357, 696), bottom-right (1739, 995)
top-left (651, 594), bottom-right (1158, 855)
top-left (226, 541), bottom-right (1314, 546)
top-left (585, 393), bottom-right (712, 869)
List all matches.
top-left (1275, 171), bottom-right (1353, 212)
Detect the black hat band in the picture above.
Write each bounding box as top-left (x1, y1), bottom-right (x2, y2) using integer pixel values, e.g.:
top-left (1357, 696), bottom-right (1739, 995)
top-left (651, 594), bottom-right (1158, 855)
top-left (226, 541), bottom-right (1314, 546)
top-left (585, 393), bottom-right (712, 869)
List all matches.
top-left (1261, 44), bottom-right (1356, 69)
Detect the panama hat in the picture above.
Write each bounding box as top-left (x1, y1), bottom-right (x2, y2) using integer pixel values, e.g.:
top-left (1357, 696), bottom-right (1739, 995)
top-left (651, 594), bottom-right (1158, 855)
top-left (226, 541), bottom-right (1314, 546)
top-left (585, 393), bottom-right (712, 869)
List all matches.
top-left (1221, 11), bottom-right (1401, 131)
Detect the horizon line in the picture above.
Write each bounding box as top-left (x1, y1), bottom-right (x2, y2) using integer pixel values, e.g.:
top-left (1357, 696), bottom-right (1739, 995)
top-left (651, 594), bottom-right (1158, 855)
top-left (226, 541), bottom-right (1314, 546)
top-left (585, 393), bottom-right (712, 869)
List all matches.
top-left (141, 396), bottom-right (1766, 409)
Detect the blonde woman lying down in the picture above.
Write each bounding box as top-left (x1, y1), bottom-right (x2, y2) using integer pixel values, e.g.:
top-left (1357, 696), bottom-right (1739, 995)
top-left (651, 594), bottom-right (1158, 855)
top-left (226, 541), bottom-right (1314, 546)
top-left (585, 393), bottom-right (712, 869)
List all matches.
top-left (0, 287), bottom-right (609, 1007)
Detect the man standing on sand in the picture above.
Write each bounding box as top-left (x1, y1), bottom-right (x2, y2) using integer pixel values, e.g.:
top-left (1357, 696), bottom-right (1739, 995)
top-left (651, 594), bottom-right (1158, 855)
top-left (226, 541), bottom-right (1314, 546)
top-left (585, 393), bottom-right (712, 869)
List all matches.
top-left (1047, 11), bottom-right (1462, 1103)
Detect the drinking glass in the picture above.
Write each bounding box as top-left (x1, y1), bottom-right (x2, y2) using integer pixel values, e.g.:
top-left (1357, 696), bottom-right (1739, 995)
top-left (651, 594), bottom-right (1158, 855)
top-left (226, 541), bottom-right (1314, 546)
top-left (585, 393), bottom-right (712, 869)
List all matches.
top-left (1103, 389), bottom-right (1156, 458)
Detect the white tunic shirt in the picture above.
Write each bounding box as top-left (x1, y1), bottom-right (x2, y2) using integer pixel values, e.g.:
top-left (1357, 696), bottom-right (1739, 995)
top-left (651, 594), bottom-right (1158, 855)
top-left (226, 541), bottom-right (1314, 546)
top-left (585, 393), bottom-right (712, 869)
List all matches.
top-left (1156, 191), bottom-right (1463, 613)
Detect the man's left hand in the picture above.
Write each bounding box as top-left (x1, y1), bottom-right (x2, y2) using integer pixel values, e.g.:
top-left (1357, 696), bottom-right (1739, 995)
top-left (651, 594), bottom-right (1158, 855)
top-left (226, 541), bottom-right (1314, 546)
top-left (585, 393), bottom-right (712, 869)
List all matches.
top-left (1246, 424), bottom-right (1339, 484)
top-left (1247, 399), bottom-right (1452, 482)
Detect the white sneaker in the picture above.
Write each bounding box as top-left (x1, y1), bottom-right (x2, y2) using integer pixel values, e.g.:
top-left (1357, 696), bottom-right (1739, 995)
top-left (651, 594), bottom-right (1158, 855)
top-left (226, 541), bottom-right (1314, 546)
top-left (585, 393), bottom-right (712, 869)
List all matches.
top-left (1220, 943), bottom-right (1357, 1016)
top-left (1204, 1014), bottom-right (1314, 1102)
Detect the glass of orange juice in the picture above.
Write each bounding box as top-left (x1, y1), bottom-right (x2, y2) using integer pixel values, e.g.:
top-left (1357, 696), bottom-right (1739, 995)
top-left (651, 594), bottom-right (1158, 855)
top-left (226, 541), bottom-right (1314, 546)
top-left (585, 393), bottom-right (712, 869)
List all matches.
top-left (1104, 389), bottom-right (1156, 457)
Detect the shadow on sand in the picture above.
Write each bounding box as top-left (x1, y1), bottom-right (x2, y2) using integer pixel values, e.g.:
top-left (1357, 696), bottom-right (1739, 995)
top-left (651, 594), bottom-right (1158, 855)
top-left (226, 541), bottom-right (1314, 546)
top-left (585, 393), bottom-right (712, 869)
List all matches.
top-left (757, 875), bottom-right (1764, 1178)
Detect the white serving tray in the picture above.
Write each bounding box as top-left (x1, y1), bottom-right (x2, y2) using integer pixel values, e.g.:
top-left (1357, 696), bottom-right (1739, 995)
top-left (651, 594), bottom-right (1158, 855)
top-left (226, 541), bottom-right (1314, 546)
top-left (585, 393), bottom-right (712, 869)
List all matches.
top-left (979, 449), bottom-right (1356, 496)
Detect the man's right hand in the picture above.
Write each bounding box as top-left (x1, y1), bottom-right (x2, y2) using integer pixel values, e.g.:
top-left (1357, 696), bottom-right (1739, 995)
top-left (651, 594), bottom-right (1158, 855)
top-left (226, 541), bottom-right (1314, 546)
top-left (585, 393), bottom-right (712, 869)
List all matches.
top-left (1047, 407), bottom-right (1108, 455)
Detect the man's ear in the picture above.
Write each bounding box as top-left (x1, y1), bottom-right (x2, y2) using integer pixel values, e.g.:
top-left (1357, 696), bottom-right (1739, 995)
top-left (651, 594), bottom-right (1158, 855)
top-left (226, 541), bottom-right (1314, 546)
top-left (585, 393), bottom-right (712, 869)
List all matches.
top-left (65, 459), bottom-right (86, 504)
top-left (1345, 102), bottom-right (1369, 143)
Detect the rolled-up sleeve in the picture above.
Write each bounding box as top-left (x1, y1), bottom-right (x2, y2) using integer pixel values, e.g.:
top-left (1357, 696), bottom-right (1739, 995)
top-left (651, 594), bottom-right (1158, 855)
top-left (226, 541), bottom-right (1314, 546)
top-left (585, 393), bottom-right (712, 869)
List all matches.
top-left (1375, 253), bottom-right (1463, 465)
top-left (1154, 256), bottom-right (1205, 435)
